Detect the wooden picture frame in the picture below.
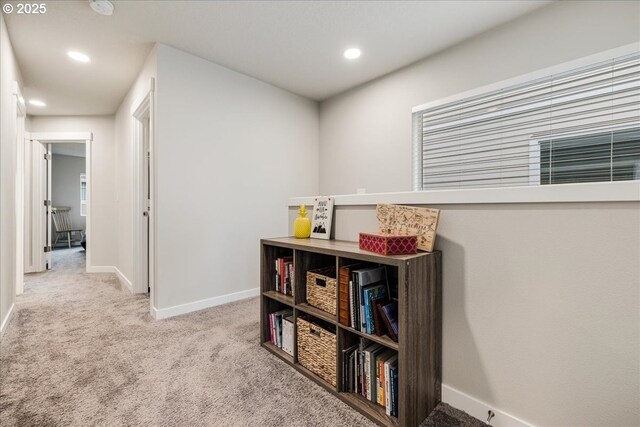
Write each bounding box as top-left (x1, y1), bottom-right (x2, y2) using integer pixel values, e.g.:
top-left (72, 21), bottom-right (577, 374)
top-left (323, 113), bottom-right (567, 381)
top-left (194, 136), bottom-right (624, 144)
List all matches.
top-left (311, 196), bottom-right (334, 240)
top-left (376, 204), bottom-right (440, 252)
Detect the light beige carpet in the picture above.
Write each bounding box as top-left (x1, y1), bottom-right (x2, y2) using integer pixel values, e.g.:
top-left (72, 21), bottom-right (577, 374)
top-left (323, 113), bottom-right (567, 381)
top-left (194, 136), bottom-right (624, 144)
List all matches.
top-left (0, 248), bottom-right (374, 426)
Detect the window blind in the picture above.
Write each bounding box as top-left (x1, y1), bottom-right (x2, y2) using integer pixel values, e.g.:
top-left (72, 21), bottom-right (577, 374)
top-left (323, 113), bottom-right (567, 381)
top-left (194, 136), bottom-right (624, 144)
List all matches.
top-left (412, 52), bottom-right (640, 190)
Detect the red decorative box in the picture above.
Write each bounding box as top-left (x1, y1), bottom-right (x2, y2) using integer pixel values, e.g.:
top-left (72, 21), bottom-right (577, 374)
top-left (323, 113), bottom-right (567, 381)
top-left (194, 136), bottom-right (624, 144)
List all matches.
top-left (359, 232), bottom-right (418, 255)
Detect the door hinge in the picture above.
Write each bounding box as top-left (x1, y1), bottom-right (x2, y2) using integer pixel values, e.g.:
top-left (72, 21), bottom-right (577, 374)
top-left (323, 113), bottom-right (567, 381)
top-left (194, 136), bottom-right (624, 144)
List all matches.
top-left (44, 153), bottom-right (51, 160)
top-left (44, 200), bottom-right (51, 207)
top-left (44, 246), bottom-right (52, 253)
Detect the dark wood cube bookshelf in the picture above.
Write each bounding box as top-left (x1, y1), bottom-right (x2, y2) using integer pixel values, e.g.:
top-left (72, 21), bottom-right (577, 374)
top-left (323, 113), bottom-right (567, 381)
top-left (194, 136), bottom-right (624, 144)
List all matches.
top-left (260, 237), bottom-right (442, 427)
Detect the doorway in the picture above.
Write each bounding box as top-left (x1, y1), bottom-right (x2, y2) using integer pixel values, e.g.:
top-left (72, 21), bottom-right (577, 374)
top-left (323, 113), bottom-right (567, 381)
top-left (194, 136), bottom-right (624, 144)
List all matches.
top-left (22, 133), bottom-right (93, 292)
top-left (46, 143), bottom-right (87, 268)
top-left (132, 82), bottom-right (155, 300)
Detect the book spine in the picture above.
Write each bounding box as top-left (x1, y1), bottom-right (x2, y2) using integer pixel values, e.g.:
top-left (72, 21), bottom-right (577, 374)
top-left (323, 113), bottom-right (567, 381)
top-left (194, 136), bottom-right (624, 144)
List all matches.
top-left (279, 258), bottom-right (285, 294)
top-left (378, 359), bottom-right (384, 406)
top-left (285, 263), bottom-right (290, 295)
top-left (282, 319), bottom-right (287, 353)
top-left (353, 273), bottom-right (360, 331)
top-left (354, 349), bottom-right (359, 394)
top-left (391, 367), bottom-right (398, 417)
top-left (287, 322), bottom-right (294, 355)
top-left (360, 280), bottom-right (366, 332)
top-left (365, 351), bottom-right (371, 401)
top-left (363, 289), bottom-right (370, 334)
top-left (384, 361), bottom-right (391, 415)
top-left (361, 350), bottom-right (366, 398)
top-left (290, 262), bottom-right (294, 294)
top-left (349, 280), bottom-right (354, 328)
top-left (376, 357), bottom-right (381, 405)
top-left (338, 267), bottom-right (350, 326)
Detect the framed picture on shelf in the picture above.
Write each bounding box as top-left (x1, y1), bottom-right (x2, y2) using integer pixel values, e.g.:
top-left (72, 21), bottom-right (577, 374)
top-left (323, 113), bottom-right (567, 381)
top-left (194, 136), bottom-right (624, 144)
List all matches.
top-left (311, 196), bottom-right (334, 240)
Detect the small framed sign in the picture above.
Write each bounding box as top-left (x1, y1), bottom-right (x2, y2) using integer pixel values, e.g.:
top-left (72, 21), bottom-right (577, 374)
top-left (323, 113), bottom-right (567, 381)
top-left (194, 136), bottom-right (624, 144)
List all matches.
top-left (376, 204), bottom-right (440, 252)
top-left (311, 196), bottom-right (334, 240)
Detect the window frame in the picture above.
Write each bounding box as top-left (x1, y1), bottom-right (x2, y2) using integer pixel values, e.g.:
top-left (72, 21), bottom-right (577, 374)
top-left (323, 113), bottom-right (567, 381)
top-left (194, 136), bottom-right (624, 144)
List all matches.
top-left (80, 173), bottom-right (87, 217)
top-left (411, 43), bottom-right (640, 200)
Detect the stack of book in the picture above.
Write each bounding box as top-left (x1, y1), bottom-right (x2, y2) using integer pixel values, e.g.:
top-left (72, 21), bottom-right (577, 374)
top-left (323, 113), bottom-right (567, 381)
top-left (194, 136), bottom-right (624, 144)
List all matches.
top-left (339, 265), bottom-right (398, 341)
top-left (342, 339), bottom-right (398, 417)
top-left (268, 310), bottom-right (294, 356)
top-left (274, 256), bottom-right (294, 296)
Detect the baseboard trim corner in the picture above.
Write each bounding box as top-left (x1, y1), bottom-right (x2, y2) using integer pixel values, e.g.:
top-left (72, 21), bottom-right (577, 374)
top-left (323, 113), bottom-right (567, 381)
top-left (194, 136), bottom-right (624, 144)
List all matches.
top-left (0, 303), bottom-right (16, 339)
top-left (442, 384), bottom-right (534, 427)
top-left (114, 267), bottom-right (133, 294)
top-left (152, 287), bottom-right (259, 320)
top-left (86, 265), bottom-right (115, 273)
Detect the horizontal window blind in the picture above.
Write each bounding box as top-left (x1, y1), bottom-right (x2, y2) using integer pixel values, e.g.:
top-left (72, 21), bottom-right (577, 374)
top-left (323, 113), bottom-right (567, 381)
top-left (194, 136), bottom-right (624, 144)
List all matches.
top-left (413, 52), bottom-right (640, 190)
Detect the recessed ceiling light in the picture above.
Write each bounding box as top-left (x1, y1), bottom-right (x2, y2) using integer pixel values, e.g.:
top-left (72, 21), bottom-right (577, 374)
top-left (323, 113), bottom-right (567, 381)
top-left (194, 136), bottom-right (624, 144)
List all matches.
top-left (89, 0), bottom-right (114, 16)
top-left (28, 99), bottom-right (46, 107)
top-left (344, 48), bottom-right (362, 60)
top-left (68, 51), bottom-right (91, 63)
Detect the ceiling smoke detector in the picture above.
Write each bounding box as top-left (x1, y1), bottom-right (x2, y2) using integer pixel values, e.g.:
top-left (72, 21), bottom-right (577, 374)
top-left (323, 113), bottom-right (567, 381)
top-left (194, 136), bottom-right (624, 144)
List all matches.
top-left (90, 0), bottom-right (114, 16)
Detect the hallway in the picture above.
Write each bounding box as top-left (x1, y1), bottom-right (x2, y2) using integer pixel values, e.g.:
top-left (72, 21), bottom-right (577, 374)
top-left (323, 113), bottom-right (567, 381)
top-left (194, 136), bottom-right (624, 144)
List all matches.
top-left (0, 249), bottom-right (372, 427)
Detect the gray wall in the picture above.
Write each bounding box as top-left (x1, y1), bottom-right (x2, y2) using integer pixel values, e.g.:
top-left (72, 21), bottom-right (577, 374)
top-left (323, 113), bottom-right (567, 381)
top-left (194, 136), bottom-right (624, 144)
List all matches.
top-left (289, 202), bottom-right (640, 426)
top-left (0, 13), bottom-right (23, 333)
top-left (154, 44), bottom-right (319, 311)
top-left (51, 154), bottom-right (86, 244)
top-left (319, 1), bottom-right (640, 195)
top-left (314, 1), bottom-right (640, 426)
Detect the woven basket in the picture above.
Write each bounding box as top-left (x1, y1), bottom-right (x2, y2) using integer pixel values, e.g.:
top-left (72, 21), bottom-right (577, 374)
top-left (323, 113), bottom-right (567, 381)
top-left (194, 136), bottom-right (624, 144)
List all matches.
top-left (306, 266), bottom-right (337, 315)
top-left (297, 317), bottom-right (337, 386)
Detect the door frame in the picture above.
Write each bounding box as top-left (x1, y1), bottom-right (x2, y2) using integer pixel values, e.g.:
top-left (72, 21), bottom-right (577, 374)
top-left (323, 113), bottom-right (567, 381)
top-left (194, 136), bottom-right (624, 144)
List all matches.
top-left (12, 82), bottom-right (26, 294)
top-left (131, 78), bottom-right (156, 304)
top-left (27, 132), bottom-right (93, 277)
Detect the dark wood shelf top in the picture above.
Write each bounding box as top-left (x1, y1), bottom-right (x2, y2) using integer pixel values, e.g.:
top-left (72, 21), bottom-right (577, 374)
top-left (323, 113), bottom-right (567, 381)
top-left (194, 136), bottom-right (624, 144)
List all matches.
top-left (340, 392), bottom-right (399, 426)
top-left (263, 290), bottom-right (294, 307)
top-left (262, 237), bottom-right (434, 265)
top-left (261, 341), bottom-right (294, 364)
top-left (338, 324), bottom-right (399, 351)
top-left (296, 303), bottom-right (337, 325)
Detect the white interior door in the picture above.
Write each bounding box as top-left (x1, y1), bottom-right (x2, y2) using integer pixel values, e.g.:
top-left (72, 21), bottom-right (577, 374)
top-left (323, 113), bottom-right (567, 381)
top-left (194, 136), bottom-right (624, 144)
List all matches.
top-left (142, 118), bottom-right (150, 292)
top-left (45, 144), bottom-right (52, 269)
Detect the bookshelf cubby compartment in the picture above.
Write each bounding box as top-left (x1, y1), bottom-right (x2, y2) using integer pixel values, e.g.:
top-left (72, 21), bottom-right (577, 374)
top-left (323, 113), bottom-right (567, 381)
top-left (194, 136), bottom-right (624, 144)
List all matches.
top-left (262, 245), bottom-right (294, 303)
top-left (260, 237), bottom-right (442, 427)
top-left (262, 299), bottom-right (295, 363)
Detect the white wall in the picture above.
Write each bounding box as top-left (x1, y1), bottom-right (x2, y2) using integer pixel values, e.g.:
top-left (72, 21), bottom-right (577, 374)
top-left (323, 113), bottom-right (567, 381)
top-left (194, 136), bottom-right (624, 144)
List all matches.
top-left (154, 44), bottom-right (318, 311)
top-left (313, 1), bottom-right (640, 426)
top-left (319, 1), bottom-right (640, 195)
top-left (114, 46), bottom-right (157, 285)
top-left (29, 116), bottom-right (117, 267)
top-left (51, 154), bottom-right (86, 243)
top-left (0, 13), bottom-right (24, 334)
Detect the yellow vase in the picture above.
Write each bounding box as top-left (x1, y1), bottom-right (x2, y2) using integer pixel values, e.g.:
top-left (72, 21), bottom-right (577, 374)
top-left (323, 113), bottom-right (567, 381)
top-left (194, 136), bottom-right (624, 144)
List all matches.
top-left (294, 204), bottom-right (312, 238)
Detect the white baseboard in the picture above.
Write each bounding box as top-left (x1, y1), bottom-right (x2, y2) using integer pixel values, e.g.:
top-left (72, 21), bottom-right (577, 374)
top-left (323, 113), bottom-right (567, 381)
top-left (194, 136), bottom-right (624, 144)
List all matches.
top-left (0, 303), bottom-right (16, 339)
top-left (86, 265), bottom-right (115, 273)
top-left (114, 267), bottom-right (133, 294)
top-left (151, 287), bottom-right (259, 320)
top-left (442, 384), bottom-right (535, 427)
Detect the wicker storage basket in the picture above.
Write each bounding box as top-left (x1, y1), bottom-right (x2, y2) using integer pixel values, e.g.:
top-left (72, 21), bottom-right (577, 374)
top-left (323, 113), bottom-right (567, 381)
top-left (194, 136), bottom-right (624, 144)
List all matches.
top-left (297, 317), bottom-right (337, 386)
top-left (306, 266), bottom-right (337, 315)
